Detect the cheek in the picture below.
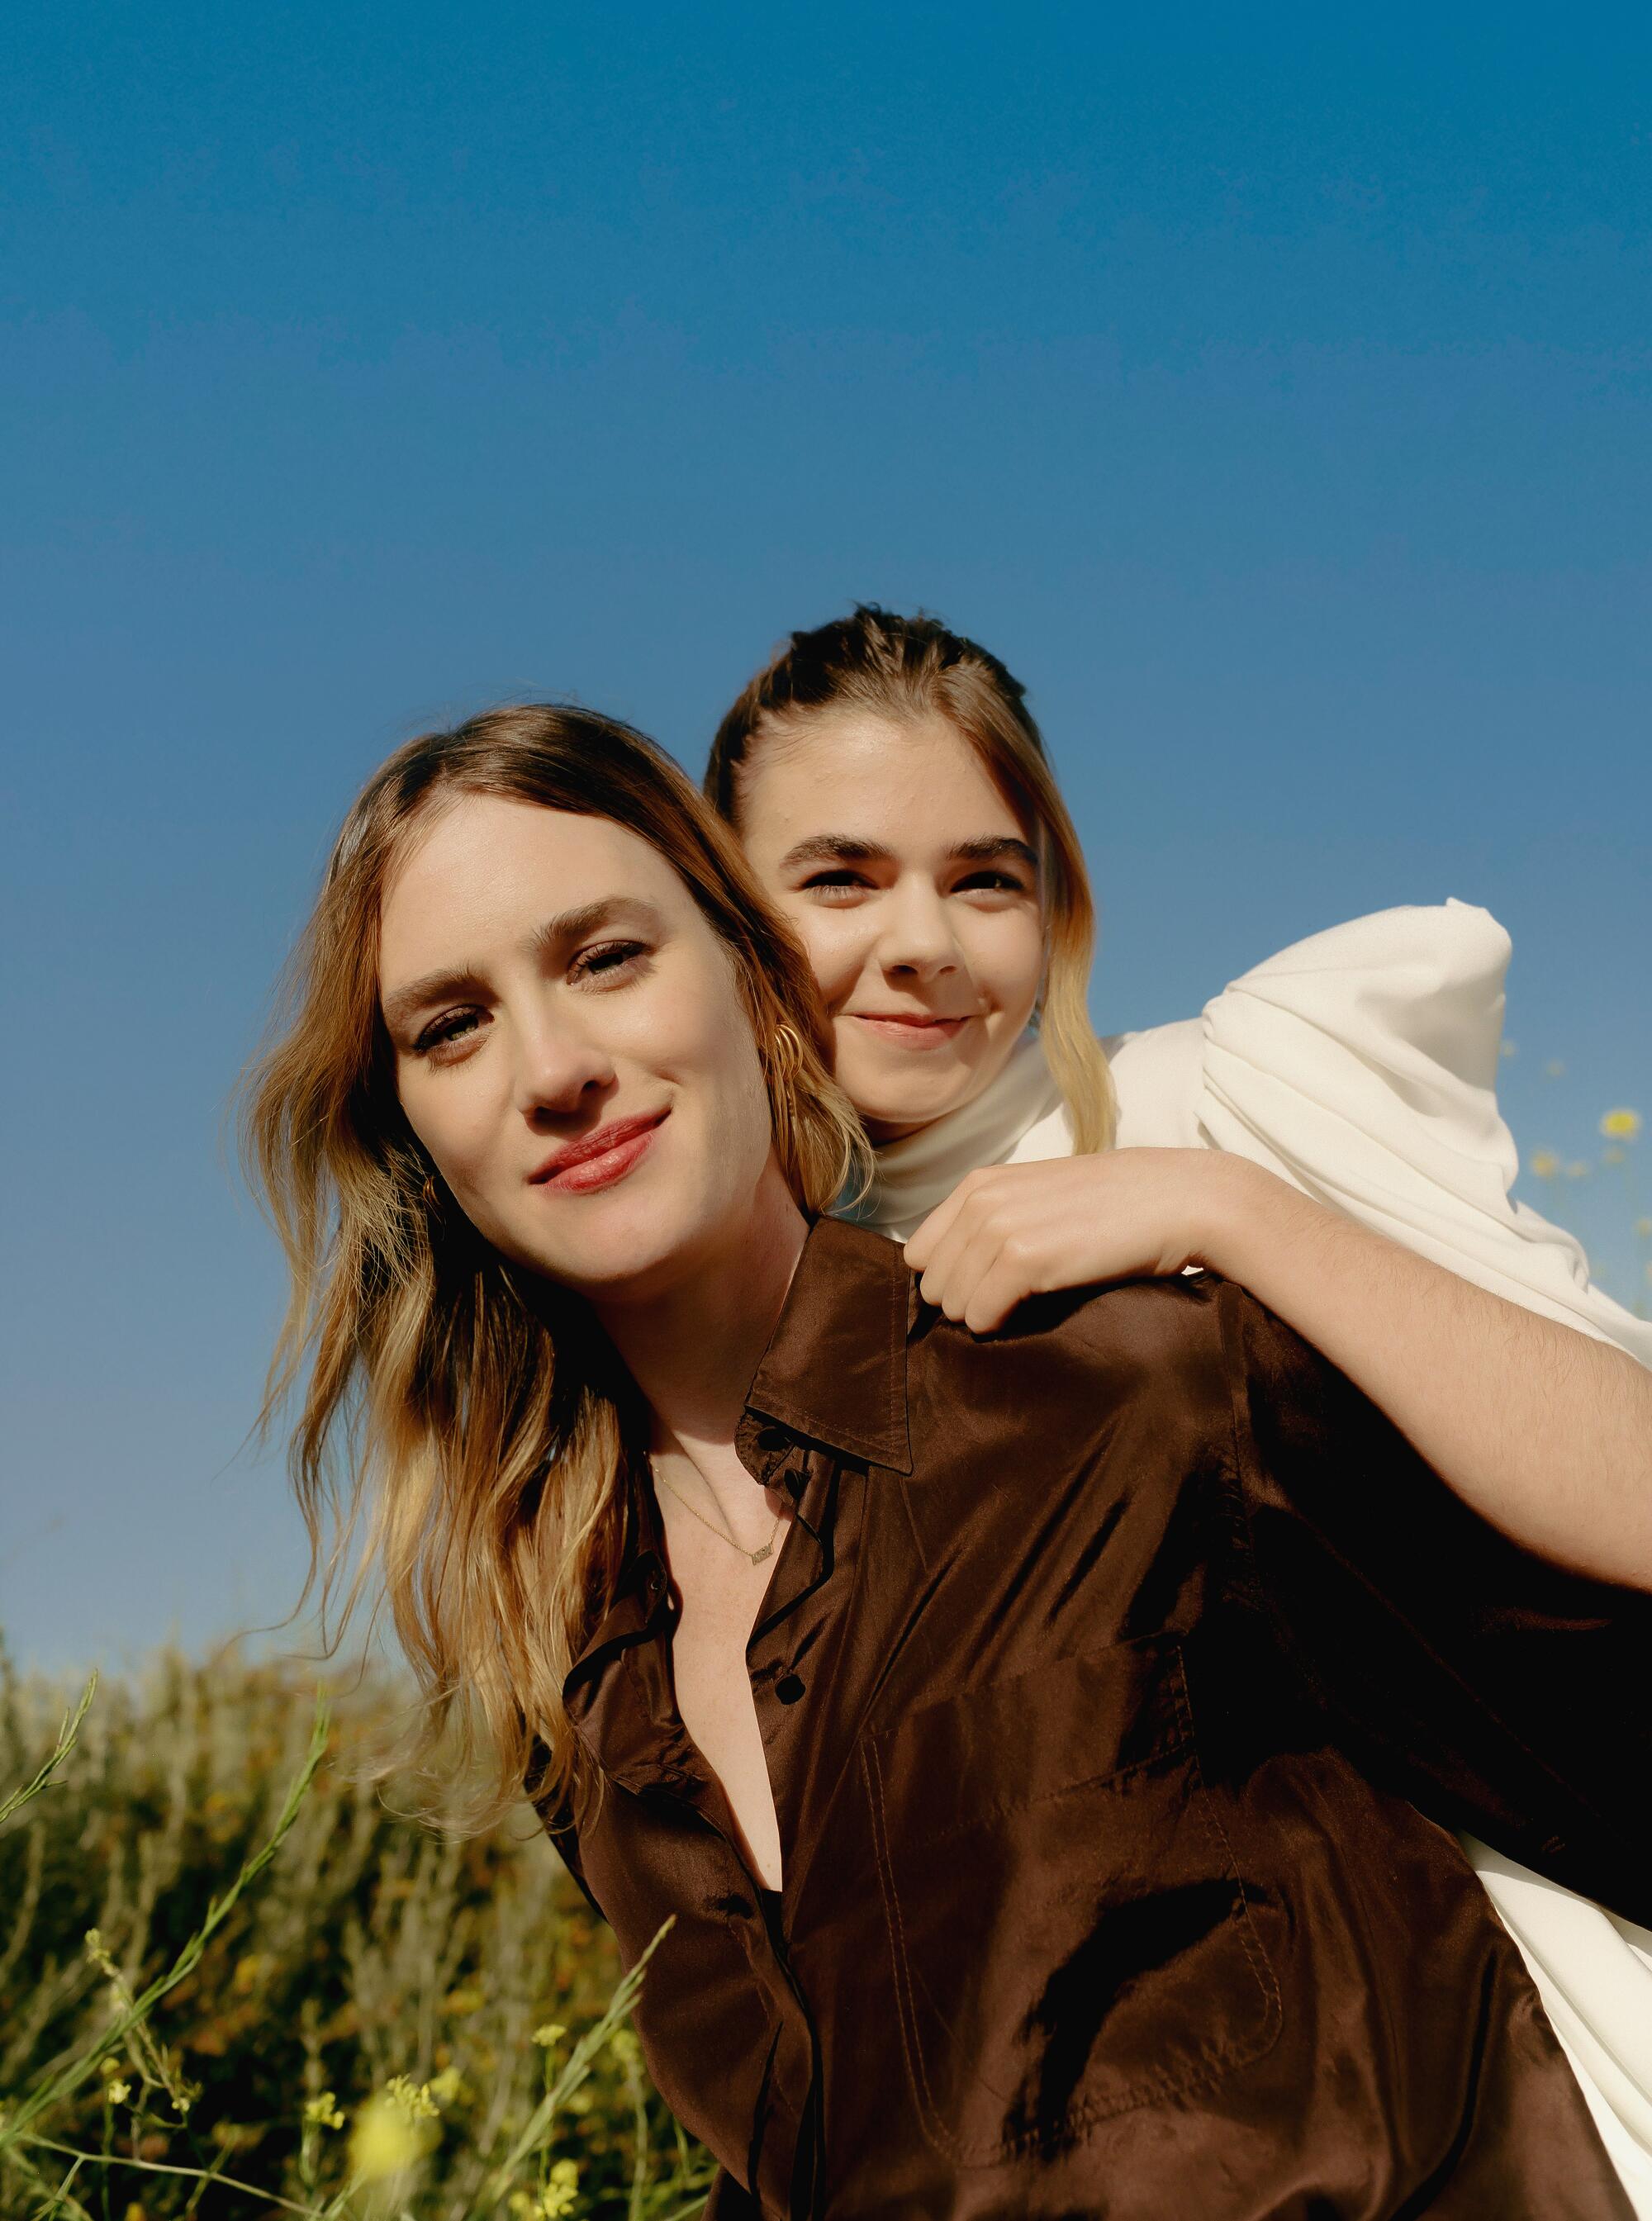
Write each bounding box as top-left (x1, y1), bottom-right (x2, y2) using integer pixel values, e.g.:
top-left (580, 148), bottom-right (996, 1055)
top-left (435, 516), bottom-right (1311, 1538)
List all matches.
top-left (396, 1078), bottom-right (490, 1196)
top-left (970, 911), bottom-right (1046, 1020)
top-left (776, 898), bottom-right (874, 1008)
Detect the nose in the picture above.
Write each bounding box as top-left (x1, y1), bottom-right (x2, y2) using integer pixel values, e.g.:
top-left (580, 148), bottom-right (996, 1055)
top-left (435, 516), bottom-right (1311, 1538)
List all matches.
top-left (510, 1011), bottom-right (616, 1123)
top-left (875, 878), bottom-right (963, 985)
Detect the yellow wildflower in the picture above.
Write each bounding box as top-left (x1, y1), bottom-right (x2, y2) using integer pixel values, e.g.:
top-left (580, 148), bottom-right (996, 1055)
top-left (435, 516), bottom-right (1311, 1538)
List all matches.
top-left (513, 2160), bottom-right (582, 2219)
top-left (106, 2079), bottom-right (132, 2106)
top-left (531, 2022), bottom-right (567, 2049)
top-left (349, 2090), bottom-right (432, 2185)
top-left (383, 2073), bottom-right (441, 2123)
top-left (609, 2029), bottom-right (641, 2068)
top-left (443, 1985), bottom-right (485, 2017)
top-left (426, 2066), bottom-right (467, 2106)
top-left (1528, 1149), bottom-right (1560, 1179)
top-left (304, 2090), bottom-right (345, 2130)
top-left (1601, 1108), bottom-right (1643, 1141)
top-left (543, 2157), bottom-right (581, 2217)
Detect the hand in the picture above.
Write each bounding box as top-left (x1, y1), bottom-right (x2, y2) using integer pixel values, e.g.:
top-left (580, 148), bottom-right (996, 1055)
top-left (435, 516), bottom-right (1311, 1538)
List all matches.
top-left (903, 1149), bottom-right (1262, 1334)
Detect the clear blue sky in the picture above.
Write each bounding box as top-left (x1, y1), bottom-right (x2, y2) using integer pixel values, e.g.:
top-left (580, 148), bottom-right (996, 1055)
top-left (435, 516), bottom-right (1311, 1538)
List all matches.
top-left (4, 2), bottom-right (1649, 1673)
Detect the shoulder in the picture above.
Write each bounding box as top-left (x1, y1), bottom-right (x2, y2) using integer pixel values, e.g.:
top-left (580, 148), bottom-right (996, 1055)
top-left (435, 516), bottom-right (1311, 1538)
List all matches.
top-left (1104, 1018), bottom-right (1206, 1148)
top-left (1105, 901), bottom-right (1512, 1151)
top-left (1207, 899), bottom-right (1512, 1092)
top-left (912, 1269), bottom-right (1241, 1448)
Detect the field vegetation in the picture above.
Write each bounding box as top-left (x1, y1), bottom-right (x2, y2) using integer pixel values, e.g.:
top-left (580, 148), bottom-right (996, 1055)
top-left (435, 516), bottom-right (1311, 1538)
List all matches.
top-left (0, 1650), bottom-right (710, 2220)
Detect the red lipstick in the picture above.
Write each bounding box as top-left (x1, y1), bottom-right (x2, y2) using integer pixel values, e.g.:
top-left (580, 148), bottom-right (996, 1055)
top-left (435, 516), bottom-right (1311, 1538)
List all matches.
top-left (529, 1109), bottom-right (668, 1195)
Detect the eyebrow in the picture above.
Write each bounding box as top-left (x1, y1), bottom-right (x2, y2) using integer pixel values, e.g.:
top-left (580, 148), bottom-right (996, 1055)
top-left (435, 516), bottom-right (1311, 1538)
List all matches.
top-left (776, 833), bottom-right (1039, 874)
top-left (380, 896), bottom-right (665, 1036)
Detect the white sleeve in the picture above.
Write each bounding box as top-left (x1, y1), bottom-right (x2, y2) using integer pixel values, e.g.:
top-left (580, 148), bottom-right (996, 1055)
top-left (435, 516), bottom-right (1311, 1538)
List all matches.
top-left (1184, 899), bottom-right (1652, 1367)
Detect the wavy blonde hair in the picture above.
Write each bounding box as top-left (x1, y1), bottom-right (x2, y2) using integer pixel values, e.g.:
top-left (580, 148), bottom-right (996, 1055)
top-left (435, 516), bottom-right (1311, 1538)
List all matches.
top-left (706, 605), bottom-right (1117, 1154)
top-left (241, 705), bottom-right (866, 1827)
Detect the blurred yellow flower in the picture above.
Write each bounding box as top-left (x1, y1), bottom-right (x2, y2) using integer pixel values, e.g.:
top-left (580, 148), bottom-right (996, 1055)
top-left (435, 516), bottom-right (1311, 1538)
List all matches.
top-left (1564, 1161), bottom-right (1591, 1179)
top-left (349, 2096), bottom-right (425, 2185)
top-left (304, 2090), bottom-right (345, 2130)
top-left (510, 2160), bottom-right (582, 2219)
top-left (443, 1985), bottom-right (485, 2016)
top-left (106, 2079), bottom-right (131, 2106)
top-left (609, 2029), bottom-right (641, 2068)
top-left (532, 2022), bottom-right (567, 2049)
top-left (1528, 1149), bottom-right (1560, 1179)
top-left (1601, 1108), bottom-right (1643, 1141)
top-left (544, 2158), bottom-right (582, 2218)
top-left (427, 2066), bottom-right (468, 2106)
top-left (232, 1953), bottom-right (271, 1995)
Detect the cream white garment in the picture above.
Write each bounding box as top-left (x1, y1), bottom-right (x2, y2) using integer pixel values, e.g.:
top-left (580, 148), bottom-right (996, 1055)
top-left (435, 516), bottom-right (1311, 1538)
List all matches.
top-left (839, 898), bottom-right (1652, 2207)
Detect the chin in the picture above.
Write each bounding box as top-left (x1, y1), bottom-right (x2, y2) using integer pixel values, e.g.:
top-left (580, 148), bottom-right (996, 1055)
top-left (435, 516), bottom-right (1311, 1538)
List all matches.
top-left (852, 1068), bottom-right (974, 1131)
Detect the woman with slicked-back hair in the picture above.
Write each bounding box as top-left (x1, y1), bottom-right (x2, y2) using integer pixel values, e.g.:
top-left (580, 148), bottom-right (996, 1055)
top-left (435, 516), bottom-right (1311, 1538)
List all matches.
top-left (708, 605), bottom-right (1652, 2204)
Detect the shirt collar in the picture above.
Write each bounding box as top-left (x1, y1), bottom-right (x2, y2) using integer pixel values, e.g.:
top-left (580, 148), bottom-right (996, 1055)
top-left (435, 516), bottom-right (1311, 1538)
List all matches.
top-left (563, 1214), bottom-right (913, 1727)
top-left (738, 1215), bottom-right (914, 1478)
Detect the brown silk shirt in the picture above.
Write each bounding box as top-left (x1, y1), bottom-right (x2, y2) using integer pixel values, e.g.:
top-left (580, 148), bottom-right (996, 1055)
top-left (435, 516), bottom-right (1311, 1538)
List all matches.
top-left (545, 1217), bottom-right (1650, 2219)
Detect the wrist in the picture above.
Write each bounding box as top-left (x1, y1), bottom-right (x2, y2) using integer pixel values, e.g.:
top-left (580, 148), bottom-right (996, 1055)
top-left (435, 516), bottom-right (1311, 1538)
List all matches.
top-left (1190, 1153), bottom-right (1303, 1282)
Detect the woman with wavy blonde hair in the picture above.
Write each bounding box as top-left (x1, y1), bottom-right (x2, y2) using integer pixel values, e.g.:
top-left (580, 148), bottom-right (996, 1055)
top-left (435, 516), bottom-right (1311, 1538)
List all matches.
top-left (242, 702), bottom-right (863, 1825)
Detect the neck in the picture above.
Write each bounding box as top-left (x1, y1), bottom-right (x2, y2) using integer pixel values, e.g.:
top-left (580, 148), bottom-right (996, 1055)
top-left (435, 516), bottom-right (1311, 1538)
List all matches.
top-left (591, 1161), bottom-right (808, 1461)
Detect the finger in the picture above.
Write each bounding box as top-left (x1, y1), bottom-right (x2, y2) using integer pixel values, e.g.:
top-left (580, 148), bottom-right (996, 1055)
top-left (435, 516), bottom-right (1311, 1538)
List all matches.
top-left (961, 1252), bottom-right (1042, 1336)
top-left (904, 1170), bottom-right (990, 1269)
top-left (912, 1198), bottom-right (999, 1307)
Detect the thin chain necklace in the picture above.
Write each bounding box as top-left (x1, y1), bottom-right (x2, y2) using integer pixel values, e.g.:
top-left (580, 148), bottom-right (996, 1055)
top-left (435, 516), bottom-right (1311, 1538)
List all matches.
top-left (650, 1459), bottom-right (786, 1568)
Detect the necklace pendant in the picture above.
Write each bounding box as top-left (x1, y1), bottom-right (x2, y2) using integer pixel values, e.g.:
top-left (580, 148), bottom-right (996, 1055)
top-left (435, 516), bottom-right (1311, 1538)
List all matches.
top-left (749, 1541), bottom-right (774, 1565)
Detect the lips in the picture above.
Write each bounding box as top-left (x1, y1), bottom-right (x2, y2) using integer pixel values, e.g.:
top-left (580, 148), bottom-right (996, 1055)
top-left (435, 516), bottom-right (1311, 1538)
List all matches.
top-left (845, 1012), bottom-right (976, 1048)
top-left (529, 1109), bottom-right (669, 1195)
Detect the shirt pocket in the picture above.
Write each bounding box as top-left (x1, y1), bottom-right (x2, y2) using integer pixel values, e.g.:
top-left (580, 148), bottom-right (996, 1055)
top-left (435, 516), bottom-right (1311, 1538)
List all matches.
top-left (860, 1630), bottom-right (1280, 2167)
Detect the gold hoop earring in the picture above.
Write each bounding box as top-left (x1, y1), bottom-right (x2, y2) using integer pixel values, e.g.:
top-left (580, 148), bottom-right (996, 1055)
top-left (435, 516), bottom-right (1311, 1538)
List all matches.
top-left (767, 1023), bottom-right (805, 1161)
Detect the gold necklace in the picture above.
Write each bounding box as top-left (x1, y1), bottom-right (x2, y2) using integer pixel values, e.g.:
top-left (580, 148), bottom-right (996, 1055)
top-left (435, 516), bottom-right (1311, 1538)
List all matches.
top-left (650, 1462), bottom-right (786, 1568)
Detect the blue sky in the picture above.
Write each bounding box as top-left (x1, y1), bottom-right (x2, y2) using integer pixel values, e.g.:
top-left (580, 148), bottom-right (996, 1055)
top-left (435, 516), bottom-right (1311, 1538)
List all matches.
top-left (3, 2), bottom-right (1649, 1673)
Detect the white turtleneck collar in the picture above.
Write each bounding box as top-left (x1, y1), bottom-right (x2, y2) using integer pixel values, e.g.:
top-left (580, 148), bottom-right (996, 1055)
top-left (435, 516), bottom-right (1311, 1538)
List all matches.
top-left (837, 1030), bottom-right (1071, 1244)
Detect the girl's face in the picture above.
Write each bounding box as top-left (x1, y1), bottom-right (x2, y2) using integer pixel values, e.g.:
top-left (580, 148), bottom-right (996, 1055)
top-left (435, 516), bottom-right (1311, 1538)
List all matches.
top-left (378, 793), bottom-right (780, 1306)
top-left (736, 714), bottom-right (1045, 1141)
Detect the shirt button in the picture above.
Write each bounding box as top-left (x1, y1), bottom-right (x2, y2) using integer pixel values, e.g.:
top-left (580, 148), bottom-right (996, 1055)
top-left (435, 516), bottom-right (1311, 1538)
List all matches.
top-left (755, 1426), bottom-right (790, 1453)
top-left (775, 1673), bottom-right (805, 1705)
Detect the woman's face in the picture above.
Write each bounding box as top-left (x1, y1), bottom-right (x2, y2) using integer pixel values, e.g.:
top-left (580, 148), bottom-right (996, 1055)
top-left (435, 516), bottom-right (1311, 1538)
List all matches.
top-left (378, 793), bottom-right (778, 1306)
top-left (736, 714), bottom-right (1045, 1141)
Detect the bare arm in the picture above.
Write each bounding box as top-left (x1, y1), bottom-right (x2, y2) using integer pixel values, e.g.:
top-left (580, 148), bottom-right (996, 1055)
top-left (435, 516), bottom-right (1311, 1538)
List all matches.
top-left (905, 1151), bottom-right (1652, 1587)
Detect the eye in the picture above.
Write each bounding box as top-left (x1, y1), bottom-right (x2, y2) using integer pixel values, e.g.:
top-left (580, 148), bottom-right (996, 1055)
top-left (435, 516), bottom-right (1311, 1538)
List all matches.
top-left (953, 869), bottom-right (1033, 899)
top-left (798, 869), bottom-right (876, 903)
top-left (568, 937), bottom-right (651, 984)
top-left (412, 1008), bottom-right (487, 1061)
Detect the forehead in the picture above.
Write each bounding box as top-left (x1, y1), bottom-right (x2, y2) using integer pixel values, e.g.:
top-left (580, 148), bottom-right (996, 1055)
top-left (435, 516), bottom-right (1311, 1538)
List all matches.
top-left (377, 793), bottom-right (695, 980)
top-left (743, 712), bottom-right (1031, 847)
